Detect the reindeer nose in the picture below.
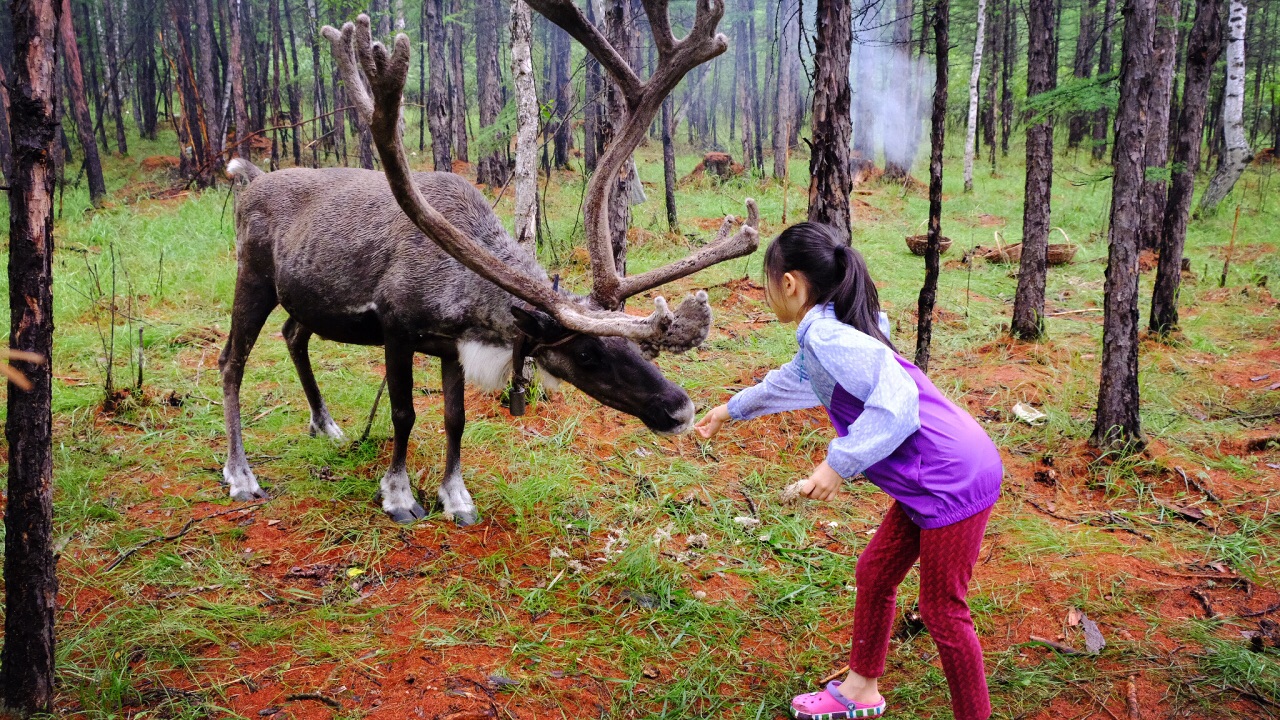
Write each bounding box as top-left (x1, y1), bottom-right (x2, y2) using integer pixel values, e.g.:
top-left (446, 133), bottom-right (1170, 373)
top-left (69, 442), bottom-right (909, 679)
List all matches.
top-left (658, 399), bottom-right (696, 436)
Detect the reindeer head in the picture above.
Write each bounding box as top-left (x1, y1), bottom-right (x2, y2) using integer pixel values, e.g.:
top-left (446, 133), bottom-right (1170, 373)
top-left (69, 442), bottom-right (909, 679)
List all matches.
top-left (322, 7), bottom-right (756, 432)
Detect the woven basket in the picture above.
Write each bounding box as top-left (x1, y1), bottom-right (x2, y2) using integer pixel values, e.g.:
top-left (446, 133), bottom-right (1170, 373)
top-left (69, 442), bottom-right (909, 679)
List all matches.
top-left (1046, 243), bottom-right (1078, 266)
top-left (905, 234), bottom-right (953, 256)
top-left (972, 242), bottom-right (1022, 264)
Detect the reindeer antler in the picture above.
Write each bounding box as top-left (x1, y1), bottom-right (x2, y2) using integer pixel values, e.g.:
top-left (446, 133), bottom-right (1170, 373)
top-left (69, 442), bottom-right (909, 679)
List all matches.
top-left (321, 10), bottom-right (756, 346)
top-left (526, 0), bottom-right (759, 311)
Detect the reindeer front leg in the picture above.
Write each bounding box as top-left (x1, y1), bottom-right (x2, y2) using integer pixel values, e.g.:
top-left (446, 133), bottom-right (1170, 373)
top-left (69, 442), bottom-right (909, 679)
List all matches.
top-left (438, 356), bottom-right (478, 526)
top-left (380, 341), bottom-right (426, 523)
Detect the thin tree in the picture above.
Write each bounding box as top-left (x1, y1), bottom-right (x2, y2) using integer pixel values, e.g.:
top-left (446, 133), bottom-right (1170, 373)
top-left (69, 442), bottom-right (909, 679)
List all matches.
top-left (1, 0), bottom-right (61, 714)
top-left (1137, 0), bottom-right (1180, 250)
top-left (195, 0), bottom-right (222, 157)
top-left (808, 0), bottom-right (853, 238)
top-left (851, 8), bottom-right (875, 175)
top-left (583, 0), bottom-right (603, 170)
top-left (999, 0), bottom-right (1015, 155)
top-left (476, 0), bottom-right (507, 186)
top-left (229, 0), bottom-right (250, 159)
top-left (512, 0), bottom-right (539, 249)
top-left (1091, 0), bottom-right (1116, 160)
top-left (448, 0), bottom-right (470, 163)
top-left (425, 0), bottom-right (453, 170)
top-left (773, 0), bottom-right (798, 179)
top-left (1066, 0), bottom-right (1098, 148)
top-left (963, 0), bottom-right (988, 192)
top-left (662, 96), bottom-right (679, 232)
top-left (603, 0), bottom-right (634, 272)
top-left (101, 0), bottom-right (129, 155)
top-left (58, 0), bottom-right (106, 205)
top-left (1196, 0), bottom-right (1251, 216)
top-left (1012, 0), bottom-right (1057, 339)
top-left (916, 0), bottom-right (950, 372)
top-left (884, 0), bottom-right (917, 179)
top-left (1094, 0), bottom-right (1157, 448)
top-left (551, 24), bottom-right (573, 169)
top-left (1151, 0), bottom-right (1223, 334)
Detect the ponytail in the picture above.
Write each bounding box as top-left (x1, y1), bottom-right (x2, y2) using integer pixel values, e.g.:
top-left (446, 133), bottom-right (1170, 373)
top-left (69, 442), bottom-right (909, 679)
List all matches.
top-left (764, 223), bottom-right (896, 352)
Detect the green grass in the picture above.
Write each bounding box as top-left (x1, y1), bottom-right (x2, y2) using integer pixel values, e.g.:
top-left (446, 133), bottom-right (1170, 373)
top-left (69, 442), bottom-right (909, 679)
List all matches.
top-left (0, 122), bottom-right (1277, 718)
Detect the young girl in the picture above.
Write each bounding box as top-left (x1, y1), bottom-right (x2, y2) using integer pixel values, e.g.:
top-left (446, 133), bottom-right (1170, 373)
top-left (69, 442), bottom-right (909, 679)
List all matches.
top-left (695, 223), bottom-right (1002, 720)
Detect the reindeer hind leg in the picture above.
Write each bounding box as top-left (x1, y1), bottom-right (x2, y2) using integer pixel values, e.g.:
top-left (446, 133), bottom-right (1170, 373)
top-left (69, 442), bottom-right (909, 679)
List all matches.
top-left (438, 355), bottom-right (477, 526)
top-left (380, 340), bottom-right (426, 523)
top-left (282, 316), bottom-right (347, 442)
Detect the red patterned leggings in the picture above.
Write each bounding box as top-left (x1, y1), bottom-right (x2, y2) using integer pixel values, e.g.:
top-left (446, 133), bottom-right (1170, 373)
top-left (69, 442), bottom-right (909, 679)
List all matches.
top-left (849, 502), bottom-right (994, 720)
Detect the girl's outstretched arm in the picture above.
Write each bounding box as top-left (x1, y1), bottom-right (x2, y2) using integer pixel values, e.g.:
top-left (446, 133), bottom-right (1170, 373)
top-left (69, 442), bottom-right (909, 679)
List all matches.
top-left (696, 353), bottom-right (820, 439)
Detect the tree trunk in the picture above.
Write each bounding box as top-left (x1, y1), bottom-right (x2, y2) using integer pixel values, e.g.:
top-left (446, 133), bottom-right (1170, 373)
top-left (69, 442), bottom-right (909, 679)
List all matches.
top-left (552, 24), bottom-right (572, 169)
top-left (511, 0), bottom-right (538, 249)
top-left (808, 0), bottom-right (853, 238)
top-left (58, 0), bottom-right (106, 206)
top-left (136, 0), bottom-right (159, 140)
top-left (1092, 0), bottom-right (1117, 160)
top-left (734, 4), bottom-right (754, 170)
top-left (999, 0), bottom-right (1015, 156)
top-left (77, 0), bottom-right (108, 151)
top-left (476, 0), bottom-right (507, 186)
top-left (1196, 0), bottom-right (1251, 216)
top-left (0, 63), bottom-right (13, 181)
top-left (1137, 0), bottom-right (1180, 250)
top-left (748, 0), bottom-right (764, 173)
top-left (662, 95), bottom-right (679, 233)
top-left (101, 0), bottom-right (128, 155)
top-left (604, 0), bottom-right (633, 274)
top-left (583, 0), bottom-right (602, 170)
top-left (195, 0), bottom-right (222, 157)
top-left (426, 0), bottom-right (453, 171)
top-left (1151, 0), bottom-right (1223, 334)
top-left (984, 0), bottom-right (1000, 169)
top-left (281, 0), bottom-right (304, 166)
top-left (373, 0), bottom-right (391, 36)
top-left (963, 0), bottom-right (987, 192)
top-left (307, 0), bottom-right (329, 165)
top-left (773, 0), bottom-right (799, 178)
top-left (851, 10), bottom-right (876, 173)
top-left (229, 0), bottom-right (250, 159)
top-left (0, 0), bottom-right (60, 715)
top-left (449, 0), bottom-right (469, 163)
top-left (1093, 0), bottom-right (1157, 448)
top-left (1067, 0), bottom-right (1098, 149)
top-left (884, 0), bottom-right (917, 178)
top-left (916, 0), bottom-right (950, 373)
top-left (1012, 0), bottom-right (1057, 339)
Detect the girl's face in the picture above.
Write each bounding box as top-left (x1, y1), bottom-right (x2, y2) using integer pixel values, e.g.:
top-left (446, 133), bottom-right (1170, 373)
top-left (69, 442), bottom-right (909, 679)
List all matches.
top-left (766, 270), bottom-right (812, 324)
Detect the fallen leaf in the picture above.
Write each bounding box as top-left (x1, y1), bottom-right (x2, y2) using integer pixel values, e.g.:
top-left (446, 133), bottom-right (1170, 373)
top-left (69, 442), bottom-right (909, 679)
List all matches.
top-left (1013, 402), bottom-right (1048, 426)
top-left (1081, 616), bottom-right (1106, 654)
top-left (1066, 607), bottom-right (1084, 627)
top-left (346, 567), bottom-right (364, 578)
top-left (642, 665), bottom-right (661, 679)
top-left (1250, 374), bottom-right (1271, 382)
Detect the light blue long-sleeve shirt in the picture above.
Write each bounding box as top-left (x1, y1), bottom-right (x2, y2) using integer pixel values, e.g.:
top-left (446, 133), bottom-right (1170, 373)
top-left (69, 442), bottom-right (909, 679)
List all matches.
top-left (726, 305), bottom-right (922, 479)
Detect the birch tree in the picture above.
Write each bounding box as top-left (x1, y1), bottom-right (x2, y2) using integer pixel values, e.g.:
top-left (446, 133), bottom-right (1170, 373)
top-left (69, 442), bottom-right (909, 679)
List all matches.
top-left (1197, 0), bottom-right (1252, 216)
top-left (963, 0), bottom-right (987, 192)
top-left (511, 0), bottom-right (539, 250)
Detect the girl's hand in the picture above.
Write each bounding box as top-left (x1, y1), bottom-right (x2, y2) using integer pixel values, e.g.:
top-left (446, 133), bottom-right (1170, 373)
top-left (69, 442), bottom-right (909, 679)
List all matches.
top-left (694, 404), bottom-right (731, 439)
top-left (798, 461), bottom-right (843, 501)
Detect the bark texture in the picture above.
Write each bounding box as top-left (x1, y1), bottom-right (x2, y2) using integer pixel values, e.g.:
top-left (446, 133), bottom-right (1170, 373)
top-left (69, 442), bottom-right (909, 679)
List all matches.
top-left (1092, 0), bottom-right (1117, 159)
top-left (1137, 0), bottom-right (1180, 250)
top-left (58, 0), bottom-right (106, 205)
top-left (426, 0), bottom-right (454, 170)
top-left (476, 0), bottom-right (508, 186)
top-left (1196, 0), bottom-right (1251, 215)
top-left (808, 0), bottom-right (853, 238)
top-left (1150, 0), bottom-right (1222, 334)
top-left (1094, 0), bottom-right (1157, 448)
top-left (662, 96), bottom-right (679, 233)
top-left (511, 0), bottom-right (538, 249)
top-left (916, 0), bottom-right (950, 373)
top-left (773, 0), bottom-right (798, 179)
top-left (1, 0), bottom-right (61, 714)
top-left (1067, 0), bottom-right (1098, 148)
top-left (1012, 0), bottom-right (1057, 339)
top-left (964, 0), bottom-right (988, 192)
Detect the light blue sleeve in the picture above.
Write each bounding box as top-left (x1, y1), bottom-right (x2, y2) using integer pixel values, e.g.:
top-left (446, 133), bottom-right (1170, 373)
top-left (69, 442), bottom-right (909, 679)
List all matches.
top-left (805, 322), bottom-right (921, 479)
top-left (726, 351), bottom-right (822, 420)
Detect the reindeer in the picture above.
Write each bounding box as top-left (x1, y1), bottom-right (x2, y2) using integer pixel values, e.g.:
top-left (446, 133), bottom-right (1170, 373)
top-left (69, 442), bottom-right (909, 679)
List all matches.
top-left (220, 7), bottom-right (754, 525)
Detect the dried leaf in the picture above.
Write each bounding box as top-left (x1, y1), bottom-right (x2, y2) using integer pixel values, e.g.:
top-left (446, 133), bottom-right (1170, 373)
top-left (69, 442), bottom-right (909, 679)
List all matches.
top-left (1066, 607), bottom-right (1084, 627)
top-left (642, 665), bottom-right (661, 679)
top-left (1012, 402), bottom-right (1048, 426)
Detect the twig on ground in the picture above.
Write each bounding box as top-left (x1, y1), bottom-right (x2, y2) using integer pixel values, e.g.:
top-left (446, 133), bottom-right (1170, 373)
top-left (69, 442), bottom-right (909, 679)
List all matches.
top-left (1175, 466), bottom-right (1219, 503)
top-left (1190, 589), bottom-right (1217, 619)
top-left (740, 487), bottom-right (757, 517)
top-left (284, 692), bottom-right (341, 710)
top-left (1241, 601), bottom-right (1280, 618)
top-left (1126, 674), bottom-right (1140, 720)
top-left (103, 502), bottom-right (268, 572)
top-left (819, 667), bottom-right (847, 685)
top-left (1028, 635), bottom-right (1083, 655)
top-left (360, 376), bottom-right (388, 443)
top-left (1024, 498), bottom-right (1076, 523)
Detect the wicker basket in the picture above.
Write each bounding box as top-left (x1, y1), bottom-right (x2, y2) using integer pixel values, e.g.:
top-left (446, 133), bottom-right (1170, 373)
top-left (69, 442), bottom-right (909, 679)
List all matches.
top-left (1046, 243), bottom-right (1078, 265)
top-left (905, 234), bottom-right (953, 256)
top-left (971, 242), bottom-right (1022, 264)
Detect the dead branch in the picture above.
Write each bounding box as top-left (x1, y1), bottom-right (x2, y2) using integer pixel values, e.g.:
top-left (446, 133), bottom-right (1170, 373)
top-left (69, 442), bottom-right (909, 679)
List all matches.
top-left (1190, 588), bottom-right (1217, 619)
top-left (1028, 635), bottom-right (1083, 655)
top-left (284, 692), bottom-right (342, 710)
top-left (103, 501), bottom-right (268, 572)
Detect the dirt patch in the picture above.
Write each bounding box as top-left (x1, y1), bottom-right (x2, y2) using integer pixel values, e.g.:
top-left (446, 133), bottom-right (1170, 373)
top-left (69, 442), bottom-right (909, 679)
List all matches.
top-left (139, 155), bottom-right (181, 172)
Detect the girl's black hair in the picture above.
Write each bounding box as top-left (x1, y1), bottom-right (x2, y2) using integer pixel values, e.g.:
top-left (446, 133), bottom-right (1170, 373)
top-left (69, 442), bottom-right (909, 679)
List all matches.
top-left (764, 222), bottom-right (896, 352)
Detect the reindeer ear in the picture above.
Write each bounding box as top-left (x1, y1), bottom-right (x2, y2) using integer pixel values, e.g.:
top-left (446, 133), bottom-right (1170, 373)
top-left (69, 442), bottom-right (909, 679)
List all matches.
top-left (511, 305), bottom-right (568, 343)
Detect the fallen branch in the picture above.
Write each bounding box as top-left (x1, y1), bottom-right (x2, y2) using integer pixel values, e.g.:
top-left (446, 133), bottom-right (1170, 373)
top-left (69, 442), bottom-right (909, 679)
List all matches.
top-left (1028, 635), bottom-right (1083, 655)
top-left (103, 501), bottom-right (268, 572)
top-left (819, 667), bottom-right (848, 685)
top-left (285, 692), bottom-right (341, 710)
top-left (1175, 466), bottom-right (1219, 503)
top-left (1241, 601), bottom-right (1280, 618)
top-left (1126, 674), bottom-right (1140, 720)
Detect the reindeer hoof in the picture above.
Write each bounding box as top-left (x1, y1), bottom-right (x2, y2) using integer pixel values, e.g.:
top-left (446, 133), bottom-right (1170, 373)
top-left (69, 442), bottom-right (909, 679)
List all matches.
top-left (387, 502), bottom-right (426, 524)
top-left (448, 509), bottom-right (480, 527)
top-left (231, 487), bottom-right (269, 502)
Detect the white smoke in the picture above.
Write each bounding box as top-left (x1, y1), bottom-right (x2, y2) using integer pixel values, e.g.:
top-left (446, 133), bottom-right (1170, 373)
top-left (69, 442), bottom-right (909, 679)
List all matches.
top-left (851, 0), bottom-right (934, 174)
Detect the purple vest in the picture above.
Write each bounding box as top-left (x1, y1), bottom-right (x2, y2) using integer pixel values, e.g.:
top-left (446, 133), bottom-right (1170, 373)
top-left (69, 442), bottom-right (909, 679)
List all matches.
top-left (827, 355), bottom-right (1003, 529)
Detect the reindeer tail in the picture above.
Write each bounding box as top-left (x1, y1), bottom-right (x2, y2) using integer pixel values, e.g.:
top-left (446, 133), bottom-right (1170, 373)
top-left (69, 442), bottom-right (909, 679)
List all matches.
top-left (225, 158), bottom-right (264, 186)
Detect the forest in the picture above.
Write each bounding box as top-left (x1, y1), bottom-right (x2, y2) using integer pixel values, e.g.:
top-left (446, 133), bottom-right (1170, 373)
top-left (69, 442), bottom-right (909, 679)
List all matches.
top-left (0, 0), bottom-right (1277, 716)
